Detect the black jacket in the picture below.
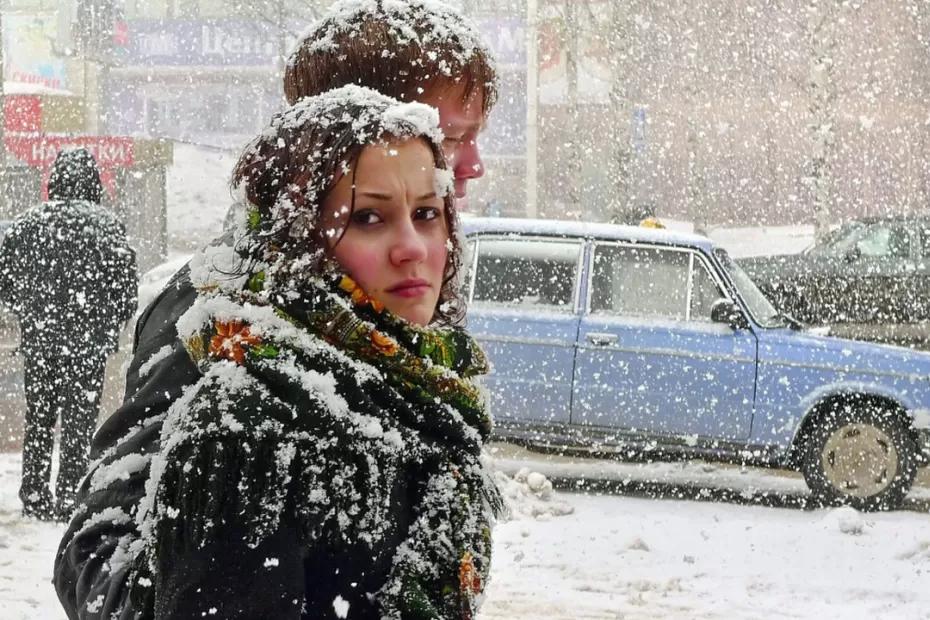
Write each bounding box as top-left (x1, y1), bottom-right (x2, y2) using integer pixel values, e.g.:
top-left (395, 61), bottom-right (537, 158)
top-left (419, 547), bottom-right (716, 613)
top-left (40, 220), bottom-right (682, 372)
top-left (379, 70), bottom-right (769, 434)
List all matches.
top-left (54, 264), bottom-right (198, 620)
top-left (0, 199), bottom-right (137, 357)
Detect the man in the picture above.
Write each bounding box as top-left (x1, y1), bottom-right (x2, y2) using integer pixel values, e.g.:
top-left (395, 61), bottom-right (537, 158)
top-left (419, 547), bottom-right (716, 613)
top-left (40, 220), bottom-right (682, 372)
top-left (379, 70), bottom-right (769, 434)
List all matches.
top-left (54, 1), bottom-right (497, 618)
top-left (0, 148), bottom-right (137, 521)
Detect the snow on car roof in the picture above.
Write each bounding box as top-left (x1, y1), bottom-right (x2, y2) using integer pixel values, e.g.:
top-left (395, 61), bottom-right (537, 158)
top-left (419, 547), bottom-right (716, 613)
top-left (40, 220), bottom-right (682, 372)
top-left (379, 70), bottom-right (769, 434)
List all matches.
top-left (461, 216), bottom-right (715, 251)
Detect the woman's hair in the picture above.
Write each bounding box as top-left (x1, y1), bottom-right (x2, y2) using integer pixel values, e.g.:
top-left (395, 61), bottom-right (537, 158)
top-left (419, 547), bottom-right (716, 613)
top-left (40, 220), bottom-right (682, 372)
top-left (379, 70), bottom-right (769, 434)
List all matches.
top-left (284, 0), bottom-right (497, 115)
top-left (232, 85), bottom-right (464, 325)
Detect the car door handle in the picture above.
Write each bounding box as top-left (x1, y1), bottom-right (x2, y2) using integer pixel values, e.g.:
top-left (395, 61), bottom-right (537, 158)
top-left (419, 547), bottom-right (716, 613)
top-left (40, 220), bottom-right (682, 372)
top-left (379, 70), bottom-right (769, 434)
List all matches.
top-left (585, 332), bottom-right (618, 346)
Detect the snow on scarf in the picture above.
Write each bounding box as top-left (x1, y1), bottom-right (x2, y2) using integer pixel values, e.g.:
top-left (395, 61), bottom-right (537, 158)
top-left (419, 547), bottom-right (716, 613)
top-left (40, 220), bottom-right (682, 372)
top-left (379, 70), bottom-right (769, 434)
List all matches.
top-left (132, 243), bottom-right (500, 619)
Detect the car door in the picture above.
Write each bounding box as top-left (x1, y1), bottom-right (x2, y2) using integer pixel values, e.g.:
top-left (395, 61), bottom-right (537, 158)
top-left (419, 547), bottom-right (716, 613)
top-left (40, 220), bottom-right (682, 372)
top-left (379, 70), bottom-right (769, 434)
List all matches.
top-left (464, 235), bottom-right (583, 425)
top-left (572, 242), bottom-right (757, 441)
top-left (912, 220), bottom-right (930, 322)
top-left (833, 221), bottom-right (914, 322)
top-left (810, 219), bottom-right (916, 323)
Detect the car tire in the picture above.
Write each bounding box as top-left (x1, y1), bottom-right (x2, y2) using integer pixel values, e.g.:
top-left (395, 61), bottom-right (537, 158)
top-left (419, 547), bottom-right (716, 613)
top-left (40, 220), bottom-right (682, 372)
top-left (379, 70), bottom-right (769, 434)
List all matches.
top-left (802, 404), bottom-right (917, 511)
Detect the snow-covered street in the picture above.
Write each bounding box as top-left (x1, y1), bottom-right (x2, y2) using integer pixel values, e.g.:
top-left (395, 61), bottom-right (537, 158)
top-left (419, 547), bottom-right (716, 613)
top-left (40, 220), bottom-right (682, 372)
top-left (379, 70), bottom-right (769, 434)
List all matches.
top-left (482, 491), bottom-right (930, 620)
top-left (4, 447), bottom-right (930, 620)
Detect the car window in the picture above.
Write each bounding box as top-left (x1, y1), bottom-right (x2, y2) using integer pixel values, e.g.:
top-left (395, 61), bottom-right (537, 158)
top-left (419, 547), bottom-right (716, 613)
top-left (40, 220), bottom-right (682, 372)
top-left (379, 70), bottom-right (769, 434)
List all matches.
top-left (690, 259), bottom-right (725, 321)
top-left (470, 237), bottom-right (581, 311)
top-left (855, 224), bottom-right (909, 258)
top-left (714, 248), bottom-right (784, 328)
top-left (816, 222), bottom-right (909, 258)
top-left (590, 244), bottom-right (721, 321)
top-left (807, 222), bottom-right (863, 256)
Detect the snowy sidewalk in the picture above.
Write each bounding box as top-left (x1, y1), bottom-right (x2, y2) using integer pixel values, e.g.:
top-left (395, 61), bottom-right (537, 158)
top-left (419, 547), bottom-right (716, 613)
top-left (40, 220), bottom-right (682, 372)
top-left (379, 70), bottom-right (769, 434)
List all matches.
top-left (3, 449), bottom-right (930, 619)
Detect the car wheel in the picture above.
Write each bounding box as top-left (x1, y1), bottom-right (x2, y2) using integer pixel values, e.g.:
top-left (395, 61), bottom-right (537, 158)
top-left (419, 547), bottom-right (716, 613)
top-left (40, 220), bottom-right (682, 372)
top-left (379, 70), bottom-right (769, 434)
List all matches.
top-left (802, 404), bottom-right (917, 511)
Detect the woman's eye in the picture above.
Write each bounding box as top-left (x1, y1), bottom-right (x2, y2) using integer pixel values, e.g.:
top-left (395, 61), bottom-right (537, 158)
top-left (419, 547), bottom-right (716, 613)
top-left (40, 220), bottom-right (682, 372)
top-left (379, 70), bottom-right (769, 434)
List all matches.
top-left (443, 136), bottom-right (465, 146)
top-left (351, 210), bottom-right (382, 225)
top-left (415, 207), bottom-right (442, 221)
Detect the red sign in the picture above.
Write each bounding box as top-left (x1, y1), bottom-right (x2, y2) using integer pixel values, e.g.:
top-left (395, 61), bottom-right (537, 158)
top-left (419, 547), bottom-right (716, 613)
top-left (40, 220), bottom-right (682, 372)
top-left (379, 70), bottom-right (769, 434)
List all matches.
top-left (114, 20), bottom-right (129, 47)
top-left (3, 136), bottom-right (135, 200)
top-left (4, 136), bottom-right (134, 168)
top-left (4, 96), bottom-right (41, 133)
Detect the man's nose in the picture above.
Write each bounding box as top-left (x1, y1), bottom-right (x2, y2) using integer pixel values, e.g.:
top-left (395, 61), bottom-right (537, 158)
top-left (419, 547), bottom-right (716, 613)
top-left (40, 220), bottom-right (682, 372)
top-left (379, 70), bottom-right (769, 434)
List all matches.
top-left (453, 139), bottom-right (484, 182)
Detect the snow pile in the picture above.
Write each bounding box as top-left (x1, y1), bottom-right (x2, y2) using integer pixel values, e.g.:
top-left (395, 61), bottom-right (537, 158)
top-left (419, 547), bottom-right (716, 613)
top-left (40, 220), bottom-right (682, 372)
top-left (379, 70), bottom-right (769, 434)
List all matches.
top-left (820, 505), bottom-right (872, 536)
top-left (897, 540), bottom-right (930, 563)
top-left (493, 467), bottom-right (574, 521)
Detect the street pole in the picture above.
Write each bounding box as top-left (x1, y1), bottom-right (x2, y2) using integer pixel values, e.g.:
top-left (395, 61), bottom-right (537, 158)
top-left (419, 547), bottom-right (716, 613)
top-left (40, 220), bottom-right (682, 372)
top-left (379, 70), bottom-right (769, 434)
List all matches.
top-left (525, 0), bottom-right (538, 218)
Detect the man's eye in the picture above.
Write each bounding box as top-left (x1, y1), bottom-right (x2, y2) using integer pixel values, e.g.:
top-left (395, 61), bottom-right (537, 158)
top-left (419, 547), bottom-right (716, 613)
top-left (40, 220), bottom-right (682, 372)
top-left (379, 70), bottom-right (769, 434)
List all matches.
top-left (443, 136), bottom-right (465, 146)
top-left (351, 210), bottom-right (382, 225)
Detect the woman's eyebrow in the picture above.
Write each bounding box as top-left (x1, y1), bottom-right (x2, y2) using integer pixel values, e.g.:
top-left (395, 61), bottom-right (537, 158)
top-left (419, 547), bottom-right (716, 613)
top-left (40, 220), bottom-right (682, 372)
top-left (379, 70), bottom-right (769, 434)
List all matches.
top-left (359, 191), bottom-right (439, 201)
top-left (359, 191), bottom-right (392, 201)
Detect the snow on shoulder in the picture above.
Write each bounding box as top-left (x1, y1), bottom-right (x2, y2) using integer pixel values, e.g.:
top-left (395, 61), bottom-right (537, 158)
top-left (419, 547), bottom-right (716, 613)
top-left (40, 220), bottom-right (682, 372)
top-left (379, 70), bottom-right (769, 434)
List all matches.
top-left (292, 0), bottom-right (496, 71)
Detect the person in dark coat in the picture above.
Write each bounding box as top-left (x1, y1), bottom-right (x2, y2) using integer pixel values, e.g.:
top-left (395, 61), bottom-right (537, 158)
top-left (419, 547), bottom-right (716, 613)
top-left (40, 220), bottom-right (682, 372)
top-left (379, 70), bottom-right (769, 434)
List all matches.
top-left (0, 147), bottom-right (138, 520)
top-left (54, 2), bottom-right (499, 618)
top-left (62, 86), bottom-right (499, 619)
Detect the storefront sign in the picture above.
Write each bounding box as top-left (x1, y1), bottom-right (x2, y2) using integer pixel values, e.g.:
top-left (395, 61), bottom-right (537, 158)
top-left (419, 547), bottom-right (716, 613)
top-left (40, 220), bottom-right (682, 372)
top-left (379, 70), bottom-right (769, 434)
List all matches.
top-left (4, 15), bottom-right (68, 90)
top-left (5, 136), bottom-right (134, 168)
top-left (123, 19), bottom-right (280, 66)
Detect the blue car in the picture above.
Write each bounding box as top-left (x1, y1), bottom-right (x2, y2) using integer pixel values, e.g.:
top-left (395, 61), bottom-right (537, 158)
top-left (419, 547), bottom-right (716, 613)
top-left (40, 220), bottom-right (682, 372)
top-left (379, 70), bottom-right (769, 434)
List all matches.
top-left (461, 217), bottom-right (930, 510)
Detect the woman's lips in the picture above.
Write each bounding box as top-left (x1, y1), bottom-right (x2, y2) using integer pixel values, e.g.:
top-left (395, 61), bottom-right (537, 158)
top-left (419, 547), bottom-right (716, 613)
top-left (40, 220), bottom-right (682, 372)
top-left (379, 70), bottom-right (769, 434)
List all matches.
top-left (388, 280), bottom-right (430, 297)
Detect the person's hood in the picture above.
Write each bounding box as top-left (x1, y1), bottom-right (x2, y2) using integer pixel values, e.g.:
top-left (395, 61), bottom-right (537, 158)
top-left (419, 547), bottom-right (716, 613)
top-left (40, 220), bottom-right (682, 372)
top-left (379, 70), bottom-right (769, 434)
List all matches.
top-left (47, 148), bottom-right (103, 204)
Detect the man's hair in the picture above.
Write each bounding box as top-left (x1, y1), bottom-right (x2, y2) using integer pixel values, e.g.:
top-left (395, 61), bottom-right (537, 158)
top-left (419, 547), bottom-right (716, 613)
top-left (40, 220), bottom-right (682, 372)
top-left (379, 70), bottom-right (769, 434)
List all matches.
top-left (284, 0), bottom-right (497, 114)
top-left (48, 148), bottom-right (103, 204)
top-left (232, 86), bottom-right (465, 325)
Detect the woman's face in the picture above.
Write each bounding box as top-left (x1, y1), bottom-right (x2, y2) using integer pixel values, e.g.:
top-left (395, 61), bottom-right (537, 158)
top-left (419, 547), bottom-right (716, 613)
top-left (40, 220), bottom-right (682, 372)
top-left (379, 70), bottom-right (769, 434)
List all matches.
top-left (322, 138), bottom-right (449, 326)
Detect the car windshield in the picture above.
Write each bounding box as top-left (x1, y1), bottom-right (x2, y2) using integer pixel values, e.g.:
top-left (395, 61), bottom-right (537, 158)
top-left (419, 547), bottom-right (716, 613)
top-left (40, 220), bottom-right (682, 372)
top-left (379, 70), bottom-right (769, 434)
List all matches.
top-left (714, 248), bottom-right (785, 328)
top-left (805, 221), bottom-right (865, 256)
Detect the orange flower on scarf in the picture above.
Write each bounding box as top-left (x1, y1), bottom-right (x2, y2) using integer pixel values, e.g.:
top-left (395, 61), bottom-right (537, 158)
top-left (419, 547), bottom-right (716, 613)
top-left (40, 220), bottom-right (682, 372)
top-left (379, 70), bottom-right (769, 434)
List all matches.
top-left (339, 275), bottom-right (385, 313)
top-left (459, 551), bottom-right (482, 596)
top-left (209, 320), bottom-right (260, 364)
top-left (370, 329), bottom-right (398, 356)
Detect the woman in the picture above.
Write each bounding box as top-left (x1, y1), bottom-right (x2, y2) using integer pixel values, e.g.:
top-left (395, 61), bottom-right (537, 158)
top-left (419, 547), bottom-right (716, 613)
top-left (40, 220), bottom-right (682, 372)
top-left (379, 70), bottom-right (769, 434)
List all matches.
top-left (130, 86), bottom-right (499, 619)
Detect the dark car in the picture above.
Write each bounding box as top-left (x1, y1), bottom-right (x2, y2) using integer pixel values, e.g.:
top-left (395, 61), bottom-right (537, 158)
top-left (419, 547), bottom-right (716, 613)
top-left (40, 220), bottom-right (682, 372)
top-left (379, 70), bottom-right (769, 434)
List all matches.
top-left (738, 215), bottom-right (930, 346)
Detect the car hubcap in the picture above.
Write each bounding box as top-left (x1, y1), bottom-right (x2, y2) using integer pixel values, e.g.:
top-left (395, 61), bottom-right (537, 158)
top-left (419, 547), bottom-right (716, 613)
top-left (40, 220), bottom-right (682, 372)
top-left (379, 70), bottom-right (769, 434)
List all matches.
top-left (822, 423), bottom-right (898, 498)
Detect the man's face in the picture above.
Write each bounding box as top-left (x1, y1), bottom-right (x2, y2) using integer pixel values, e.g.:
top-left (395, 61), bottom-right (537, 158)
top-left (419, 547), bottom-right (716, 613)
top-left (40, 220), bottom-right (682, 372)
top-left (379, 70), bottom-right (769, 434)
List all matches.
top-left (422, 84), bottom-right (485, 200)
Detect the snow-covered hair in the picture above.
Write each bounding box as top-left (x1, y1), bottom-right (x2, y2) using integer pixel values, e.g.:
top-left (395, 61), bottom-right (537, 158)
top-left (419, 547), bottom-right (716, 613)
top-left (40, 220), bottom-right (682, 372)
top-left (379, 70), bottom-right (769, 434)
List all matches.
top-left (231, 84), bottom-right (464, 325)
top-left (284, 0), bottom-right (497, 114)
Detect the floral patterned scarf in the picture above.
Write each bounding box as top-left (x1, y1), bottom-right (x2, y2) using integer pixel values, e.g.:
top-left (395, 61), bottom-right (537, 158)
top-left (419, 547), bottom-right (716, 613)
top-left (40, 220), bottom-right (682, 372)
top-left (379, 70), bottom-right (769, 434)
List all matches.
top-left (160, 263), bottom-right (500, 619)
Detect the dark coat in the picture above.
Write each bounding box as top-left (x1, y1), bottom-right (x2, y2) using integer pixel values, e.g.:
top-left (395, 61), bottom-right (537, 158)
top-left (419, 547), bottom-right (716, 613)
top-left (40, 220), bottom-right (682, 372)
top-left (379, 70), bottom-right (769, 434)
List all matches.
top-left (54, 265), bottom-right (200, 620)
top-left (54, 257), bottom-right (495, 619)
top-left (0, 198), bottom-right (137, 357)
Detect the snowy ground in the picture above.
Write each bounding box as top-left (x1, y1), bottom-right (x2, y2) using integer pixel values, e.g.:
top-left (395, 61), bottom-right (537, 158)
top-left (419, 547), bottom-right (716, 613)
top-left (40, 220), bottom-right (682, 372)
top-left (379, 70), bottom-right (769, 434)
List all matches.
top-left (4, 445), bottom-right (930, 620)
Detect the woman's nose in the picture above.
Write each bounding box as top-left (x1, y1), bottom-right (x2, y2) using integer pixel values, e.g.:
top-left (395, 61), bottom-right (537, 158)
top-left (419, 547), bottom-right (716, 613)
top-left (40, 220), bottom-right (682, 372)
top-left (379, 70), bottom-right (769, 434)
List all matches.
top-left (389, 221), bottom-right (428, 265)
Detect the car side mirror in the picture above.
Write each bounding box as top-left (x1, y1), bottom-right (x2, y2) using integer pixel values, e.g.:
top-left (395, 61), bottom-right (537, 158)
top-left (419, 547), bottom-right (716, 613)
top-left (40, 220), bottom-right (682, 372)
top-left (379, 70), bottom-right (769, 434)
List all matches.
top-left (710, 299), bottom-right (746, 329)
top-left (844, 245), bottom-right (861, 263)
